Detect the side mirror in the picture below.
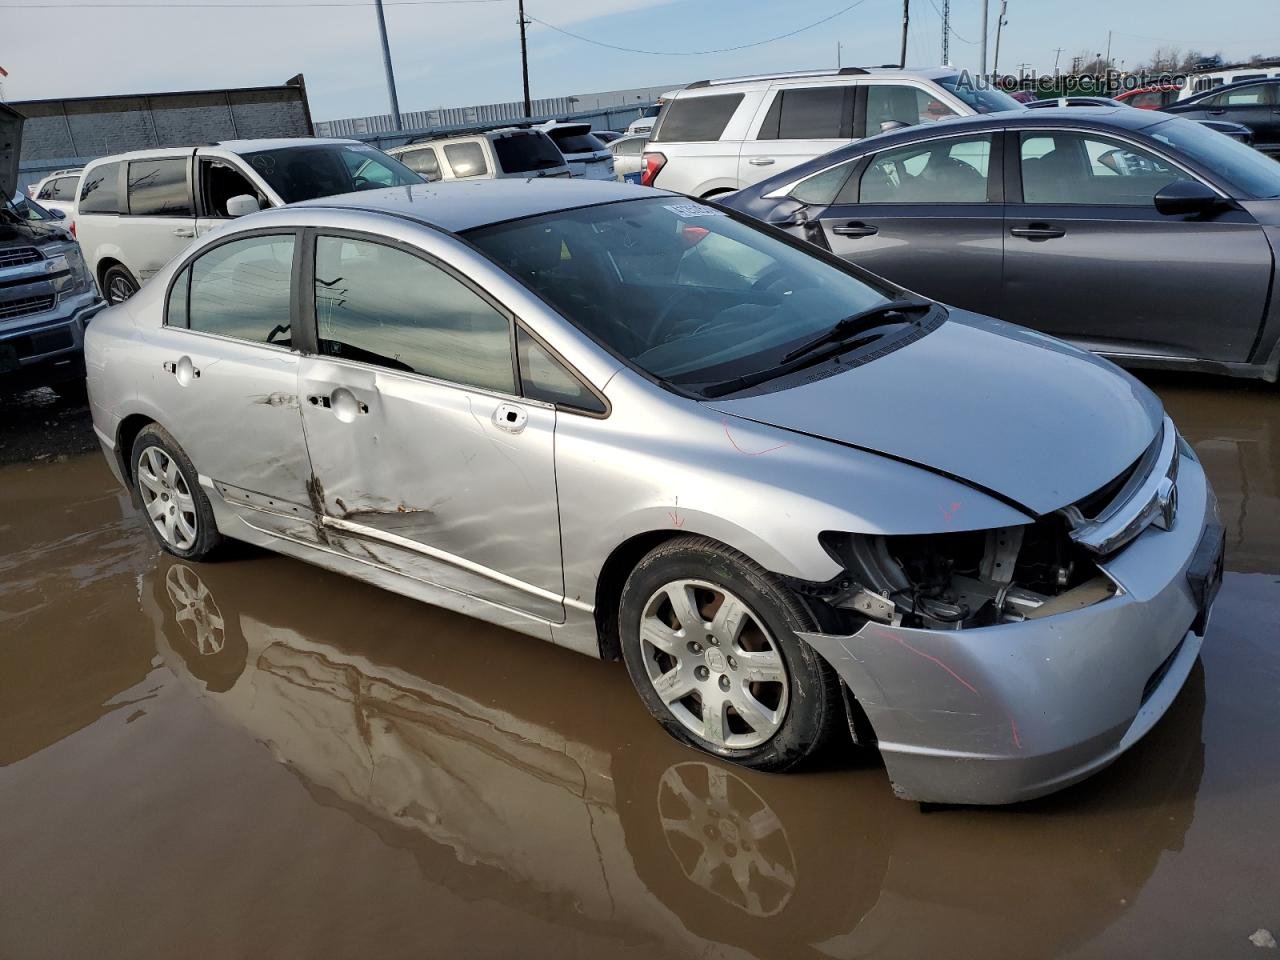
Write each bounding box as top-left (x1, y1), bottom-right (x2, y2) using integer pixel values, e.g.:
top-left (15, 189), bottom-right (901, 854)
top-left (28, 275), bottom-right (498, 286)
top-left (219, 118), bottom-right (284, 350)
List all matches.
top-left (225, 194), bottom-right (263, 217)
top-left (879, 119), bottom-right (911, 133)
top-left (765, 201), bottom-right (809, 227)
top-left (50, 208), bottom-right (67, 219)
top-left (1154, 179), bottom-right (1224, 217)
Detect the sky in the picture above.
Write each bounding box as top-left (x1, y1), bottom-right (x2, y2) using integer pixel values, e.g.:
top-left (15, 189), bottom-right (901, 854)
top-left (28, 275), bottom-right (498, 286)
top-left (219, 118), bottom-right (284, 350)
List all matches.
top-left (1, 0), bottom-right (1278, 121)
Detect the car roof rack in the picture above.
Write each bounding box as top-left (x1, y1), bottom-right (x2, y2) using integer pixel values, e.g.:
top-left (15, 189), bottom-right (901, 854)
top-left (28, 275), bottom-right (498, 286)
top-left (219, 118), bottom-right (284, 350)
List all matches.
top-left (404, 124), bottom-right (534, 144)
top-left (683, 66), bottom-right (875, 89)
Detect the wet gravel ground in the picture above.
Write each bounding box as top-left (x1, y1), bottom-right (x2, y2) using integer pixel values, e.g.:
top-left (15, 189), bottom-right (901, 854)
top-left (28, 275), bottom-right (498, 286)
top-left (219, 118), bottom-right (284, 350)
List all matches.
top-left (1, 374), bottom-right (1279, 960)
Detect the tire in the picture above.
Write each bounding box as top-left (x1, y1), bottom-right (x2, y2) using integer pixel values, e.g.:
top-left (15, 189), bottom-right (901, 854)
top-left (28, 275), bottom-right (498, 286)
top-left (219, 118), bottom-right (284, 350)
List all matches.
top-left (619, 535), bottom-right (843, 771)
top-left (102, 264), bottom-right (139, 304)
top-left (130, 423), bottom-right (223, 560)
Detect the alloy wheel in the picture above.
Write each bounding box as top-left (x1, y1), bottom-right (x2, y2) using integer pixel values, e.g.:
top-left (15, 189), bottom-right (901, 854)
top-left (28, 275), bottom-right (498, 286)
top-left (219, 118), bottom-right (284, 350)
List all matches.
top-left (107, 275), bottom-right (136, 303)
top-left (137, 446), bottom-right (198, 550)
top-left (638, 579), bottom-right (790, 749)
top-left (165, 564), bottom-right (225, 655)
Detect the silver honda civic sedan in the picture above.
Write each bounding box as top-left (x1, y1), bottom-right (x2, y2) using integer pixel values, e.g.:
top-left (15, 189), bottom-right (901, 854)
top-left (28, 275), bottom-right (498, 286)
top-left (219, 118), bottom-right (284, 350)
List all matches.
top-left (85, 179), bottom-right (1222, 804)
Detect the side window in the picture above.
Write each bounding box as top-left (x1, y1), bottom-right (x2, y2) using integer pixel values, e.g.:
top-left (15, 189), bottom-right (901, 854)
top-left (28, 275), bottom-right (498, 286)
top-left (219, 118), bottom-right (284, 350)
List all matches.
top-left (516, 327), bottom-right (604, 413)
top-left (186, 234), bottom-right (296, 345)
top-left (199, 160), bottom-right (266, 217)
top-left (37, 180), bottom-right (56, 200)
top-left (864, 85), bottom-right (958, 135)
top-left (1211, 84), bottom-right (1274, 107)
top-left (614, 137), bottom-right (645, 157)
top-left (789, 160), bottom-right (857, 205)
top-left (443, 142), bottom-right (489, 178)
top-left (757, 87), bottom-right (852, 140)
top-left (399, 147), bottom-right (442, 181)
top-left (651, 94), bottom-right (743, 143)
top-left (860, 135), bottom-right (992, 203)
top-left (341, 149), bottom-right (405, 187)
top-left (53, 177), bottom-right (79, 201)
top-left (79, 162), bottom-right (121, 214)
top-left (314, 236), bottom-right (514, 394)
top-left (128, 158), bottom-right (193, 217)
top-left (166, 266), bottom-right (190, 329)
top-left (1019, 132), bottom-right (1191, 206)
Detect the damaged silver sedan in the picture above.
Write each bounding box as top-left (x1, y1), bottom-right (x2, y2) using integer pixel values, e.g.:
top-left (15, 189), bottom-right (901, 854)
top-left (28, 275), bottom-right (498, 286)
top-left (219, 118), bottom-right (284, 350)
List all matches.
top-left (85, 179), bottom-right (1222, 804)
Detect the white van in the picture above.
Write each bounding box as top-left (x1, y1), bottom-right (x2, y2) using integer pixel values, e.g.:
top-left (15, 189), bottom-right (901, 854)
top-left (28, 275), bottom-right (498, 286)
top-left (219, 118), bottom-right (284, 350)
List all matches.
top-left (388, 127), bottom-right (570, 182)
top-left (74, 139), bottom-right (421, 302)
top-left (641, 67), bottom-right (1023, 198)
top-left (28, 168), bottom-right (83, 231)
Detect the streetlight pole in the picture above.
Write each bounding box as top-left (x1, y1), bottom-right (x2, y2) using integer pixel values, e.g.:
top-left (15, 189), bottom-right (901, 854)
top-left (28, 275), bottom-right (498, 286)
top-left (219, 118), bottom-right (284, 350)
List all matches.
top-left (518, 0), bottom-right (532, 117)
top-left (899, 0), bottom-right (910, 68)
top-left (372, 0), bottom-right (402, 131)
top-left (979, 0), bottom-right (989, 78)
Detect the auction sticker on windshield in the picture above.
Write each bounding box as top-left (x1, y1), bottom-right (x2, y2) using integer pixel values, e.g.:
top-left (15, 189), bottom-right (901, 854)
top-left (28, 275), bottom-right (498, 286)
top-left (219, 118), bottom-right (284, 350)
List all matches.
top-left (663, 201), bottom-right (723, 218)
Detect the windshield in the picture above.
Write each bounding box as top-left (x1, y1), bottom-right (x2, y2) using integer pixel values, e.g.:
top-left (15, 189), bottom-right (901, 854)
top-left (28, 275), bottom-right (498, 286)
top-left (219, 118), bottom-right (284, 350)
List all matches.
top-left (494, 133), bottom-right (566, 173)
top-left (936, 77), bottom-right (1025, 114)
top-left (1149, 117), bottom-right (1280, 199)
top-left (242, 143), bottom-right (422, 203)
top-left (466, 197), bottom-right (902, 389)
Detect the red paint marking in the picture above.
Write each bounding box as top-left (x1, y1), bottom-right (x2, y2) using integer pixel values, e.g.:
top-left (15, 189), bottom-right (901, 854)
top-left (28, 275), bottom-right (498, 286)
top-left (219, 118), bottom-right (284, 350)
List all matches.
top-left (941, 501), bottom-right (963, 524)
top-left (668, 496), bottom-right (685, 528)
top-left (722, 420), bottom-right (788, 457)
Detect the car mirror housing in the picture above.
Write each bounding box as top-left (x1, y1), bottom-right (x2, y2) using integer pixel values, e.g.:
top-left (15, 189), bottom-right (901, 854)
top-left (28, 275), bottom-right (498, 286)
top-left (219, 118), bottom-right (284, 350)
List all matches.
top-left (1154, 180), bottom-right (1224, 217)
top-left (226, 194), bottom-right (263, 217)
top-left (50, 208), bottom-right (67, 220)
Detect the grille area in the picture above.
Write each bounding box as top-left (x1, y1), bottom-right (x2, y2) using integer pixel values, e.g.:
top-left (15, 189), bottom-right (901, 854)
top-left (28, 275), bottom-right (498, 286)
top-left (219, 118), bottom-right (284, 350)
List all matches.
top-left (0, 247), bottom-right (42, 269)
top-left (0, 295), bottom-right (58, 322)
top-left (4, 327), bottom-right (74, 359)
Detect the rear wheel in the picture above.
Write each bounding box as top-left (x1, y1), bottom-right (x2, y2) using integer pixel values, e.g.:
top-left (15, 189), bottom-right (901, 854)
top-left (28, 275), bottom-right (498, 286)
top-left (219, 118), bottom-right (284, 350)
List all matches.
top-left (102, 264), bottom-right (139, 304)
top-left (131, 424), bottom-right (223, 560)
top-left (619, 536), bottom-right (843, 771)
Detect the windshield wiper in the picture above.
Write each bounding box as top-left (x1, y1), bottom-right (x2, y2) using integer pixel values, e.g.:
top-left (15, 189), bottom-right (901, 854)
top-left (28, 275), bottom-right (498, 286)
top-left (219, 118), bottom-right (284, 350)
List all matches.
top-left (780, 299), bottom-right (934, 364)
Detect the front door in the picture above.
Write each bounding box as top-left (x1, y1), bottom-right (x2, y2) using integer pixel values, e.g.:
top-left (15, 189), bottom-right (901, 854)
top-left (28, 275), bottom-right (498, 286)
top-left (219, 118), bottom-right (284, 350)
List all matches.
top-left (1003, 129), bottom-right (1271, 362)
top-left (143, 230), bottom-right (315, 538)
top-left (297, 233), bottom-right (565, 622)
top-left (123, 153), bottom-right (198, 281)
top-left (194, 157), bottom-right (272, 239)
top-left (811, 131), bottom-right (1005, 315)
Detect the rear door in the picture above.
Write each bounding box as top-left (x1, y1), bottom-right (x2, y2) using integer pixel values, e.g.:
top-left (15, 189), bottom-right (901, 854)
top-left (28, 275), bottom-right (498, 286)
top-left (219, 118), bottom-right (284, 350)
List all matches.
top-left (738, 84), bottom-right (853, 188)
top-left (806, 131), bottom-right (1005, 314)
top-left (1002, 128), bottom-right (1272, 362)
top-left (124, 153), bottom-right (198, 280)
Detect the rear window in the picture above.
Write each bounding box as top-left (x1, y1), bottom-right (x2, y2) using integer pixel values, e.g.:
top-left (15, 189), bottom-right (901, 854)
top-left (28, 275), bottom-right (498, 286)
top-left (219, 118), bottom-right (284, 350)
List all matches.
top-left (52, 177), bottom-right (79, 201)
top-left (756, 87), bottom-right (852, 140)
top-left (79, 162), bottom-right (121, 215)
top-left (493, 132), bottom-right (565, 173)
top-left (547, 130), bottom-right (606, 155)
top-left (128, 158), bottom-right (192, 217)
top-left (652, 94), bottom-right (744, 143)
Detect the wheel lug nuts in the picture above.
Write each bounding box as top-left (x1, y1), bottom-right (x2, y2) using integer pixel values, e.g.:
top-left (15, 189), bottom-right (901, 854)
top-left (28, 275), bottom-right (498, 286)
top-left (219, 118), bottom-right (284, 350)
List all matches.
top-left (688, 641), bottom-right (702, 654)
top-left (727, 656), bottom-right (738, 670)
top-left (719, 675), bottom-right (730, 691)
top-left (696, 665), bottom-right (710, 681)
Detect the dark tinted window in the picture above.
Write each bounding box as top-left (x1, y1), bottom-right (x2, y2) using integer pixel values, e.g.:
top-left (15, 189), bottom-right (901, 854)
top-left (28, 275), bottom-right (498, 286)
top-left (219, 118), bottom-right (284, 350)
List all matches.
top-left (1150, 118), bottom-right (1280, 198)
top-left (399, 147), bottom-right (441, 180)
top-left (186, 235), bottom-right (295, 345)
top-left (547, 130), bottom-right (605, 155)
top-left (516, 327), bottom-right (604, 412)
top-left (166, 266), bottom-right (190, 329)
top-left (128, 158), bottom-right (192, 217)
top-left (757, 87), bottom-right (851, 140)
top-left (862, 135), bottom-right (992, 203)
top-left (652, 94), bottom-right (743, 143)
top-left (314, 236), bottom-right (514, 393)
top-left (1019, 132), bottom-right (1190, 205)
top-left (494, 132), bottom-right (565, 173)
top-left (443, 142), bottom-right (489, 178)
top-left (79, 162), bottom-right (121, 214)
top-left (243, 144), bottom-right (421, 202)
top-left (865, 85), bottom-right (958, 134)
top-left (52, 177), bottom-right (79, 201)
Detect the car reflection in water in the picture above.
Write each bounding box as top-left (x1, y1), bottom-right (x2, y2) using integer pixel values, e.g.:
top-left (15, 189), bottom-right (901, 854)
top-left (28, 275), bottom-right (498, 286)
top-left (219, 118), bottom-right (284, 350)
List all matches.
top-left (139, 552), bottom-right (1206, 960)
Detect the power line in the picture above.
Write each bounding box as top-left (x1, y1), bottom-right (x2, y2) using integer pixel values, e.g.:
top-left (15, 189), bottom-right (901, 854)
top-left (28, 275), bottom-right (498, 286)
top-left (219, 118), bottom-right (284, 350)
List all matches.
top-left (926, 0), bottom-right (973, 43)
top-left (1, 0), bottom-right (502, 7)
top-left (524, 0), bottom-right (875, 57)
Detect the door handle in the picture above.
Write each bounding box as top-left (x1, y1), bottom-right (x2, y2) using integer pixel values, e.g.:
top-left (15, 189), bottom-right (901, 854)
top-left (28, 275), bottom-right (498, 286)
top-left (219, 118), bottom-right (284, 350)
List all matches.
top-left (164, 356), bottom-right (200, 382)
top-left (748, 157), bottom-right (776, 166)
top-left (492, 402), bottom-right (528, 434)
top-left (1207, 108), bottom-right (1226, 116)
top-left (1010, 224), bottom-right (1066, 240)
top-left (831, 221), bottom-right (879, 237)
top-left (172, 227), bottom-right (195, 237)
top-left (307, 388), bottom-right (369, 421)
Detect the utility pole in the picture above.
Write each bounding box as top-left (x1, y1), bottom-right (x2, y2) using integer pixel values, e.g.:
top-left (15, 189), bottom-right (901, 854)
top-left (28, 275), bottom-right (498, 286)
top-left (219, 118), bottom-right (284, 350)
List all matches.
top-left (941, 0), bottom-right (951, 66)
top-left (372, 0), bottom-right (402, 131)
top-left (837, 41), bottom-right (842, 68)
top-left (1104, 29), bottom-right (1113, 73)
top-left (899, 0), bottom-right (910, 68)
top-left (517, 0), bottom-right (532, 117)
top-left (1053, 47), bottom-right (1064, 75)
top-left (979, 0), bottom-right (989, 78)
top-left (992, 0), bottom-right (1007, 75)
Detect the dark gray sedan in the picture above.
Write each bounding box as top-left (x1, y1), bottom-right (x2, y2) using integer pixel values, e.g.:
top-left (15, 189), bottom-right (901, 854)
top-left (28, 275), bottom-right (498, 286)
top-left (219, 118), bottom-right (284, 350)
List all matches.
top-left (1165, 78), bottom-right (1280, 156)
top-left (721, 108), bottom-right (1280, 382)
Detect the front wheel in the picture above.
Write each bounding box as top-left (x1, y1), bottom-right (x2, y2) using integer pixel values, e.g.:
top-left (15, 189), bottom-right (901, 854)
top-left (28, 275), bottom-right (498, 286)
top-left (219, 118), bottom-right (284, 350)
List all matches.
top-left (619, 536), bottom-right (844, 771)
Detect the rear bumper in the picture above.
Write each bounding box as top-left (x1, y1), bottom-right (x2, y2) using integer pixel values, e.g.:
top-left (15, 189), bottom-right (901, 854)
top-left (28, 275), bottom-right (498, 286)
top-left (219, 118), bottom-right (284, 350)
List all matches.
top-left (800, 450), bottom-right (1220, 805)
top-left (0, 294), bottom-right (104, 391)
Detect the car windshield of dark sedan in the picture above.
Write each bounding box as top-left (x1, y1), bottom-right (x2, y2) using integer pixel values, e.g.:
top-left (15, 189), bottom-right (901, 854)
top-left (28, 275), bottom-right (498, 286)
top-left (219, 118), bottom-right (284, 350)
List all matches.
top-left (935, 76), bottom-right (1025, 113)
top-left (1148, 118), bottom-right (1280, 199)
top-left (466, 197), bottom-right (903, 386)
top-left (241, 144), bottom-right (422, 203)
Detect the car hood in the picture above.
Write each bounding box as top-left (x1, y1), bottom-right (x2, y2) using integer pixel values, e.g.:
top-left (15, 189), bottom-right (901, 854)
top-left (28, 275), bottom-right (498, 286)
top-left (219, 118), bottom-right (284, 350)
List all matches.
top-left (0, 104), bottom-right (22, 201)
top-left (706, 311), bottom-right (1163, 516)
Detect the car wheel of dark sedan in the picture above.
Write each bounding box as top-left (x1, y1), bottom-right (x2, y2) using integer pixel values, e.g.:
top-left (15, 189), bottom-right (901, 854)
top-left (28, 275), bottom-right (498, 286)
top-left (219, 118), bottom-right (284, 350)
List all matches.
top-left (131, 424), bottom-right (223, 560)
top-left (103, 264), bottom-right (139, 304)
top-left (620, 535), bottom-right (844, 770)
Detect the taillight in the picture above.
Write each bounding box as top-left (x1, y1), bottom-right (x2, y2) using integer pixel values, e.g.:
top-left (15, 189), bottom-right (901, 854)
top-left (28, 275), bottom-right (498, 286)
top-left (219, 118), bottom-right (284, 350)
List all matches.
top-left (70, 221), bottom-right (76, 239)
top-left (640, 151), bottom-right (666, 187)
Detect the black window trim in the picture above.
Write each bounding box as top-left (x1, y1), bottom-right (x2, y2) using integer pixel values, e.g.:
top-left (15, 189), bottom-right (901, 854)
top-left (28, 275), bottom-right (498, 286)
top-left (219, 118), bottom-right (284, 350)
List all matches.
top-left (161, 226), bottom-right (303, 355)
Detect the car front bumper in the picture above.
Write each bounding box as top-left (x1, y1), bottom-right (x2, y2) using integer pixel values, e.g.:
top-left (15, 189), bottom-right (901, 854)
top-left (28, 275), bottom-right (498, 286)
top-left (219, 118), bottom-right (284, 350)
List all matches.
top-left (800, 449), bottom-right (1220, 805)
top-left (0, 293), bottom-right (104, 392)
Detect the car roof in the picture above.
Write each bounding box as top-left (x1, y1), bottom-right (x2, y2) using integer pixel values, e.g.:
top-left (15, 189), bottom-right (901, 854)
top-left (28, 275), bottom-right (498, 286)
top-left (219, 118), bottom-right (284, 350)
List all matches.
top-left (291, 178), bottom-right (670, 233)
top-left (675, 66), bottom-right (960, 93)
top-left (1178, 76), bottom-right (1279, 103)
top-left (84, 138), bottom-right (361, 166)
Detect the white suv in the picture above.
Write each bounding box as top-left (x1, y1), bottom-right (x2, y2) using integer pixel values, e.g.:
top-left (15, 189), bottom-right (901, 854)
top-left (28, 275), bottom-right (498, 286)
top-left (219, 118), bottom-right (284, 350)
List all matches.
top-left (28, 169), bottom-right (83, 230)
top-left (641, 67), bottom-right (1023, 197)
top-left (388, 127), bottom-right (571, 182)
top-left (74, 138), bottom-right (421, 303)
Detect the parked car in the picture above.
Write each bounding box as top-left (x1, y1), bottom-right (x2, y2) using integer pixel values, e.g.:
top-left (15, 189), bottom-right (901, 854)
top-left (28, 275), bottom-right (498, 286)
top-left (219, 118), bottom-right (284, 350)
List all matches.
top-left (1, 107), bottom-right (103, 396)
top-left (593, 130), bottom-right (624, 144)
top-left (641, 67), bottom-right (1025, 198)
top-left (28, 168), bottom-right (83, 232)
top-left (86, 177), bottom-right (1219, 805)
top-left (1117, 84), bottom-right (1182, 109)
top-left (1165, 78), bottom-right (1280, 155)
top-left (626, 102), bottom-right (664, 136)
top-left (388, 127), bottom-right (571, 183)
top-left (74, 138), bottom-right (422, 304)
top-left (1178, 65), bottom-right (1280, 99)
top-left (1026, 96), bottom-right (1255, 143)
top-left (609, 133), bottom-right (649, 183)
top-left (536, 121), bottom-right (617, 180)
top-left (721, 108), bottom-right (1280, 382)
